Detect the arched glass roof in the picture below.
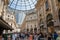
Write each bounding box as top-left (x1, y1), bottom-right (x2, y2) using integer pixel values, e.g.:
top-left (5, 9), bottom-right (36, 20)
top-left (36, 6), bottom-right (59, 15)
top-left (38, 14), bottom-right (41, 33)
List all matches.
top-left (8, 0), bottom-right (37, 11)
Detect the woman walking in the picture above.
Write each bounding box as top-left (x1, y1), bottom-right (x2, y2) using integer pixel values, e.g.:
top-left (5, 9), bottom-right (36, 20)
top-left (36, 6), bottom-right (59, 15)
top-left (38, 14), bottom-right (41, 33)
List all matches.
top-left (29, 33), bottom-right (33, 40)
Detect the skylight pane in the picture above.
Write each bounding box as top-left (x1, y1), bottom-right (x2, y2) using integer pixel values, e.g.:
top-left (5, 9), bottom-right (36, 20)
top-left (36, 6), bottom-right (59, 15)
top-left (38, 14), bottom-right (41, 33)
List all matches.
top-left (33, 1), bottom-right (37, 5)
top-left (12, 0), bottom-right (17, 4)
top-left (25, 2), bottom-right (29, 6)
top-left (10, 4), bottom-right (15, 9)
top-left (29, 1), bottom-right (33, 5)
top-left (16, 5), bottom-right (21, 10)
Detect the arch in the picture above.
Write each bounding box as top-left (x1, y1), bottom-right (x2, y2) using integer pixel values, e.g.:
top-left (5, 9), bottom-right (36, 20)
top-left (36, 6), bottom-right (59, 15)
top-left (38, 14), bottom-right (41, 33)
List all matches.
top-left (30, 27), bottom-right (33, 33)
top-left (34, 27), bottom-right (37, 30)
top-left (34, 27), bottom-right (37, 32)
top-left (46, 14), bottom-right (53, 22)
top-left (34, 27), bottom-right (37, 34)
top-left (47, 21), bottom-right (54, 27)
top-left (27, 28), bottom-right (29, 32)
top-left (46, 14), bottom-right (54, 27)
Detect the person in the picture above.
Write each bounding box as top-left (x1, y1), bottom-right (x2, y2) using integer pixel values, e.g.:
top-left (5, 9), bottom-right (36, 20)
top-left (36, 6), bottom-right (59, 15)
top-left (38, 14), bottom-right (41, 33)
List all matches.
top-left (29, 33), bottom-right (33, 40)
top-left (15, 37), bottom-right (19, 40)
top-left (24, 32), bottom-right (29, 40)
top-left (38, 32), bottom-right (44, 40)
top-left (53, 32), bottom-right (58, 40)
top-left (21, 32), bottom-right (25, 40)
top-left (47, 33), bottom-right (52, 40)
top-left (19, 33), bottom-right (21, 38)
top-left (33, 33), bottom-right (37, 40)
top-left (8, 36), bottom-right (11, 40)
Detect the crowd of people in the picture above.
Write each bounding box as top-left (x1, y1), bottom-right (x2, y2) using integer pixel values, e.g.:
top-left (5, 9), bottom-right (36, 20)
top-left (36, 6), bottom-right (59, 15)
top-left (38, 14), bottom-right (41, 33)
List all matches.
top-left (3, 27), bottom-right (60, 40)
top-left (13, 31), bottom-right (59, 40)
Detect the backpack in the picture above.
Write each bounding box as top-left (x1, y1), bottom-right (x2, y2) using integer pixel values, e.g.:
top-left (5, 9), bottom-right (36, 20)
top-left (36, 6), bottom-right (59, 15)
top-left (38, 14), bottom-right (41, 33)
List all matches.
top-left (53, 33), bottom-right (58, 39)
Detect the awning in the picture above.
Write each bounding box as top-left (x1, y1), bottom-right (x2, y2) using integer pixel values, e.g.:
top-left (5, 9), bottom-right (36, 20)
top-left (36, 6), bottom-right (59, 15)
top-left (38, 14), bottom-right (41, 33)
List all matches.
top-left (0, 18), bottom-right (13, 30)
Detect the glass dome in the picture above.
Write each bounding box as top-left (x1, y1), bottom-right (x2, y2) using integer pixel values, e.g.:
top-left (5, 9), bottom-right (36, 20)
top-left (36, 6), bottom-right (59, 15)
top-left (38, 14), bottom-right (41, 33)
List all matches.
top-left (8, 0), bottom-right (37, 11)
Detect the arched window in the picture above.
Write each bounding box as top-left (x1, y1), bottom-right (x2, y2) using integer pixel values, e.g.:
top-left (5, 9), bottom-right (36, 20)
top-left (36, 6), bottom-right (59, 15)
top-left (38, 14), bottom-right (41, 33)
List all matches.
top-left (45, 0), bottom-right (49, 11)
top-left (30, 28), bottom-right (33, 33)
top-left (46, 14), bottom-right (54, 27)
top-left (47, 21), bottom-right (54, 27)
top-left (30, 26), bottom-right (33, 33)
top-left (34, 27), bottom-right (37, 33)
top-left (34, 27), bottom-right (37, 31)
top-left (46, 14), bottom-right (53, 22)
top-left (58, 9), bottom-right (60, 21)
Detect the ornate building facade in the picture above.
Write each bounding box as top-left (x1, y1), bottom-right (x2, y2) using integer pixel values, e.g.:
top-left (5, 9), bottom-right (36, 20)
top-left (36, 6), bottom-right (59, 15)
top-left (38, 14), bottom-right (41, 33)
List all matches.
top-left (24, 12), bottom-right (38, 33)
top-left (0, 0), bottom-right (18, 34)
top-left (12, 0), bottom-right (60, 33)
top-left (36, 0), bottom-right (60, 33)
top-left (3, 12), bottom-right (17, 33)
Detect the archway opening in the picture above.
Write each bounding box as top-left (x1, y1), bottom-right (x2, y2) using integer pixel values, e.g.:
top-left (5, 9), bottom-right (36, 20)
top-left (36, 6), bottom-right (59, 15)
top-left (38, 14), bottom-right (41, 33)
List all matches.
top-left (46, 14), bottom-right (54, 33)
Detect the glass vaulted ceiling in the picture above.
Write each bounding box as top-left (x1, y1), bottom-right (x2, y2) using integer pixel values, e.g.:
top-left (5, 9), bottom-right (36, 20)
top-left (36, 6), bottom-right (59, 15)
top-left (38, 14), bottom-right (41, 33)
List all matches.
top-left (8, 0), bottom-right (37, 11)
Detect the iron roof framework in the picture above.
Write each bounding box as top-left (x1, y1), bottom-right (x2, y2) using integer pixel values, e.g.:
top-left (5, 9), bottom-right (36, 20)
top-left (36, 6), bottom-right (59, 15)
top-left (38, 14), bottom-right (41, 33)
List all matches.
top-left (8, 0), bottom-right (37, 11)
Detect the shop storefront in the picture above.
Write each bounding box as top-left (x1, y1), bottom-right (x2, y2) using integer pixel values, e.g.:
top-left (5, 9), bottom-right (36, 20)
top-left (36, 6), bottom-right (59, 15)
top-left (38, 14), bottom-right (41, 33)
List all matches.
top-left (0, 17), bottom-right (13, 40)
